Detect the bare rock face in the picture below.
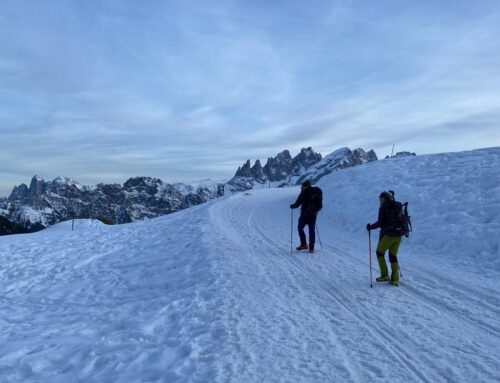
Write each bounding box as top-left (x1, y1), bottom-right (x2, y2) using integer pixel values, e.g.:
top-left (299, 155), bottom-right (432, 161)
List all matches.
top-left (263, 150), bottom-right (294, 182)
top-left (9, 184), bottom-right (29, 200)
top-left (251, 160), bottom-right (265, 182)
top-left (0, 176), bottom-right (225, 231)
top-left (367, 149), bottom-right (378, 162)
top-left (235, 160), bottom-right (252, 178)
top-left (227, 147), bottom-right (323, 191)
top-left (28, 176), bottom-right (49, 197)
top-left (291, 147), bottom-right (323, 176)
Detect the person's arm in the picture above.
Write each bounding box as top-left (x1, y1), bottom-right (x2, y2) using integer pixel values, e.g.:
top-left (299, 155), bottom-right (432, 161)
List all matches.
top-left (290, 191), bottom-right (304, 209)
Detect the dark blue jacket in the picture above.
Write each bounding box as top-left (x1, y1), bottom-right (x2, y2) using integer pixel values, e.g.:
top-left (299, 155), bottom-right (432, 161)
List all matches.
top-left (291, 186), bottom-right (323, 216)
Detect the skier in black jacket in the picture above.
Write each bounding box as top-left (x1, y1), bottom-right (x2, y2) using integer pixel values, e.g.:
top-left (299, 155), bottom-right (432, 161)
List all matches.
top-left (367, 191), bottom-right (402, 286)
top-left (290, 180), bottom-right (323, 253)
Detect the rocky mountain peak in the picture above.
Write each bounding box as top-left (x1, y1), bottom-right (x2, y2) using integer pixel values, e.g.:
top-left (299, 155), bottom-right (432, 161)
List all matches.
top-left (251, 160), bottom-right (265, 181)
top-left (123, 177), bottom-right (163, 195)
top-left (9, 183), bottom-right (29, 201)
top-left (227, 147), bottom-right (323, 191)
top-left (53, 176), bottom-right (84, 190)
top-left (263, 150), bottom-right (293, 182)
top-left (292, 147), bottom-right (323, 176)
top-left (276, 150), bottom-right (292, 160)
top-left (28, 175), bottom-right (48, 197)
top-left (366, 149), bottom-right (378, 162)
top-left (234, 160), bottom-right (252, 178)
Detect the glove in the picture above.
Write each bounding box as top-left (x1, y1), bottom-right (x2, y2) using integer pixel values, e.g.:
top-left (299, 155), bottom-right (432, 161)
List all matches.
top-left (366, 223), bottom-right (371, 231)
top-left (290, 204), bottom-right (295, 209)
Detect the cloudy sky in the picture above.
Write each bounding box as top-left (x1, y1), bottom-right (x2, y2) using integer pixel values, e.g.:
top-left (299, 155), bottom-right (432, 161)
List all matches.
top-left (1, 0), bottom-right (500, 196)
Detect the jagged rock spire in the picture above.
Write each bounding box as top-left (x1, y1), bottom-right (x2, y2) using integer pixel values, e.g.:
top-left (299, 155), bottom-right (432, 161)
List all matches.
top-left (235, 160), bottom-right (252, 178)
top-left (263, 150), bottom-right (293, 182)
top-left (251, 160), bottom-right (265, 181)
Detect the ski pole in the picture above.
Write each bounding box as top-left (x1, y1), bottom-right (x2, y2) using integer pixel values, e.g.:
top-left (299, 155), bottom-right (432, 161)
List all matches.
top-left (368, 230), bottom-right (373, 288)
top-left (315, 223), bottom-right (323, 249)
top-left (290, 209), bottom-right (293, 254)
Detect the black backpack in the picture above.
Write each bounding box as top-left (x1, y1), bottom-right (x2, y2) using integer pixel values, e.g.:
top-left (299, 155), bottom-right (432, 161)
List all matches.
top-left (388, 200), bottom-right (412, 237)
top-left (309, 186), bottom-right (323, 213)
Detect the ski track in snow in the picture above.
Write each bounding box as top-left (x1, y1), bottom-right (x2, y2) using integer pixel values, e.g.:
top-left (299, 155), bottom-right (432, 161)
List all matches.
top-left (1, 148), bottom-right (499, 382)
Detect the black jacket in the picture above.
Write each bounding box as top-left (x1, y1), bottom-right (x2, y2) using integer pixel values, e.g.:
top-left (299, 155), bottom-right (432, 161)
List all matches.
top-left (370, 200), bottom-right (399, 237)
top-left (291, 186), bottom-right (322, 216)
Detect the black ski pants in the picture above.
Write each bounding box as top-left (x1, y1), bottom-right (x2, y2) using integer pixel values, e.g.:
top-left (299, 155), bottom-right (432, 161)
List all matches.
top-left (298, 213), bottom-right (317, 246)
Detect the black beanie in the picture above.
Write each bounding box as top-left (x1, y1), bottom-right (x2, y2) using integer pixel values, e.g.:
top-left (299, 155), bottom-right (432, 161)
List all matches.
top-left (379, 191), bottom-right (393, 201)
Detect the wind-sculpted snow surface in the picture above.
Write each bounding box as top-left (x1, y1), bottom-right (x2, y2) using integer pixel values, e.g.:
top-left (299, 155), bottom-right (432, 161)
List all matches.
top-left (0, 147), bottom-right (499, 382)
top-left (0, 210), bottom-right (226, 382)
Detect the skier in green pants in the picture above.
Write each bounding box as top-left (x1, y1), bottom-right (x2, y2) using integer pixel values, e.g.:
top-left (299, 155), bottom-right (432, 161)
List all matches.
top-left (367, 191), bottom-right (404, 286)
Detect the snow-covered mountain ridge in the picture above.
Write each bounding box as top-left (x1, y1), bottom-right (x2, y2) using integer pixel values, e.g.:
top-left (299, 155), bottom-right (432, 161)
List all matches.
top-left (0, 175), bottom-right (224, 231)
top-left (227, 146), bottom-right (378, 191)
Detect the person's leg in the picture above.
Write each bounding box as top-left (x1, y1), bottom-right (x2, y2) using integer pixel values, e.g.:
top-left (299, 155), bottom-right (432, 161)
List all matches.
top-left (307, 215), bottom-right (316, 251)
top-left (388, 237), bottom-right (402, 285)
top-left (297, 215), bottom-right (307, 248)
top-left (376, 235), bottom-right (391, 280)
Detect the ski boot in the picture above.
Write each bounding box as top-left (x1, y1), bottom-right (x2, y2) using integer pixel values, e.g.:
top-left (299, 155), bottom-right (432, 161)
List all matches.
top-left (296, 244), bottom-right (308, 251)
top-left (309, 244), bottom-right (315, 254)
top-left (376, 255), bottom-right (389, 282)
top-left (389, 262), bottom-right (399, 286)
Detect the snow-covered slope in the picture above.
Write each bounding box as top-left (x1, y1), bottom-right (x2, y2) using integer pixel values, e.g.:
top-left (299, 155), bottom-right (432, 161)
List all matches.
top-left (0, 206), bottom-right (226, 382)
top-left (0, 147), bottom-right (498, 382)
top-left (296, 147), bottom-right (378, 185)
top-left (319, 146), bottom-right (500, 275)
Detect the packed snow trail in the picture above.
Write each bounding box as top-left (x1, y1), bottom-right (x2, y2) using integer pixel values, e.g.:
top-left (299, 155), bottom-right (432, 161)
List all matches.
top-left (208, 187), bottom-right (500, 383)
